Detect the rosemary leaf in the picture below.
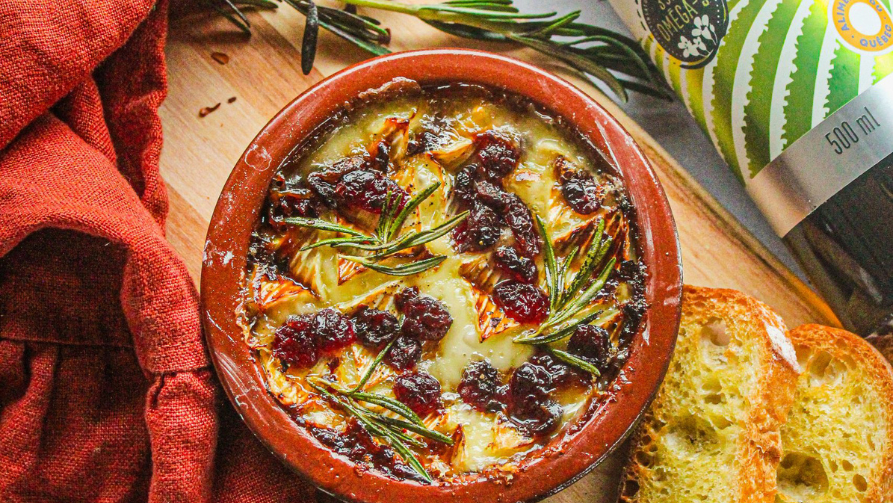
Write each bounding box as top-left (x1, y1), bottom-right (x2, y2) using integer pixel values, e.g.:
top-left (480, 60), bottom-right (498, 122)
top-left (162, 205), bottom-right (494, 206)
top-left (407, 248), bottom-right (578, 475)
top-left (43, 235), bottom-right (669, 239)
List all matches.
top-left (370, 211), bottom-right (468, 259)
top-left (548, 347), bottom-right (601, 377)
top-left (301, 0), bottom-right (319, 74)
top-left (558, 243), bottom-right (580, 285)
top-left (514, 309), bottom-right (602, 345)
top-left (206, 0), bottom-right (251, 34)
top-left (344, 255), bottom-right (447, 276)
top-left (375, 415), bottom-right (454, 444)
top-left (535, 215), bottom-right (560, 310)
top-left (300, 236), bottom-right (371, 251)
top-left (549, 257), bottom-right (616, 328)
top-left (283, 217), bottom-right (367, 237)
top-left (377, 189), bottom-right (397, 240)
top-left (561, 217), bottom-right (608, 306)
top-left (386, 182), bottom-right (441, 240)
top-left (350, 391), bottom-right (423, 425)
top-left (383, 424), bottom-right (428, 448)
top-left (223, 0), bottom-right (252, 29)
top-left (350, 337), bottom-right (397, 392)
top-left (233, 0), bottom-right (279, 8)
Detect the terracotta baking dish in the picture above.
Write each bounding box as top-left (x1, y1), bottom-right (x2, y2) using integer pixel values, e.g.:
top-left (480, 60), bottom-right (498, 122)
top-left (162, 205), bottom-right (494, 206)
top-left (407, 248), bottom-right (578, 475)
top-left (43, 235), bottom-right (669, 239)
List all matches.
top-left (201, 49), bottom-right (682, 503)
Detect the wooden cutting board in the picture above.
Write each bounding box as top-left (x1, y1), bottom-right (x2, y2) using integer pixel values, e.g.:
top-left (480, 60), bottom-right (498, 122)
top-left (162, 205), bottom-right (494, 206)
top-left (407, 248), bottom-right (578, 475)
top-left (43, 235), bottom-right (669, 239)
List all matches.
top-left (159, 5), bottom-right (841, 501)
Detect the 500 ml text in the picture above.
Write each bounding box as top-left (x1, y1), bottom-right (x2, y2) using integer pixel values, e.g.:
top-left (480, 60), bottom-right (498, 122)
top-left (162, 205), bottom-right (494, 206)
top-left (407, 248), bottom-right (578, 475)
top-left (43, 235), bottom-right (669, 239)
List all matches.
top-left (825, 107), bottom-right (881, 155)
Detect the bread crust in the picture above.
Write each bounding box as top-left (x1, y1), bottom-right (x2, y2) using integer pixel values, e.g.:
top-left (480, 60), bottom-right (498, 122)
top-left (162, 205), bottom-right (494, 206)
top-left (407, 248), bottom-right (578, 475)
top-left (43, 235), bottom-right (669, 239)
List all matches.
top-left (785, 325), bottom-right (893, 503)
top-left (619, 285), bottom-right (800, 503)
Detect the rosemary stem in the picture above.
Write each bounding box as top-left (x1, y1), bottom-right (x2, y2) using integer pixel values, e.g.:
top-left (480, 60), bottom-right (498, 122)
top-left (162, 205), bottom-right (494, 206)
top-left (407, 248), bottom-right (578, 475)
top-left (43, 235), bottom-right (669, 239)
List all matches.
top-left (341, 0), bottom-right (418, 16)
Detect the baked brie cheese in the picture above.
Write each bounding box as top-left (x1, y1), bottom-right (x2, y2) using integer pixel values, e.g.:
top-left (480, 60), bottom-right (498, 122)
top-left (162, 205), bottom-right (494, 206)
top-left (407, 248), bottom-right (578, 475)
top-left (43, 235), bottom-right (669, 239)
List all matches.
top-left (241, 81), bottom-right (647, 483)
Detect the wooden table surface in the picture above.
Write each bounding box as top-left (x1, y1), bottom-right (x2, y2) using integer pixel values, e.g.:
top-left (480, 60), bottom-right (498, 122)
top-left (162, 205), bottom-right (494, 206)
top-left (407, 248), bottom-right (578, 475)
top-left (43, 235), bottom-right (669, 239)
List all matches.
top-left (159, 4), bottom-right (841, 501)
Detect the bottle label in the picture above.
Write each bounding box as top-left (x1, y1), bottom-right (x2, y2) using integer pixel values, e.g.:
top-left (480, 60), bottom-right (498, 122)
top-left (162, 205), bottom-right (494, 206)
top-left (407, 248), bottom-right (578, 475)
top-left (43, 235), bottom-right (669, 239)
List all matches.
top-left (608, 0), bottom-right (893, 234)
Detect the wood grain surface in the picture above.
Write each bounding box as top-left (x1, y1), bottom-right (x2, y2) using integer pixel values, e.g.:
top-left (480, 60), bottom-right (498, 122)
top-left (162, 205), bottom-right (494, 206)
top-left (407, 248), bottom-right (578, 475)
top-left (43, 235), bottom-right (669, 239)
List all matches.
top-left (159, 5), bottom-right (841, 501)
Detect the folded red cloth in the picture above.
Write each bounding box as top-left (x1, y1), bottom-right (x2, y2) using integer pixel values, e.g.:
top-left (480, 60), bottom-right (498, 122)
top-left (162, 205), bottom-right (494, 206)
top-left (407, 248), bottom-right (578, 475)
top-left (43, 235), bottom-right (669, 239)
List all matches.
top-left (0, 1), bottom-right (313, 501)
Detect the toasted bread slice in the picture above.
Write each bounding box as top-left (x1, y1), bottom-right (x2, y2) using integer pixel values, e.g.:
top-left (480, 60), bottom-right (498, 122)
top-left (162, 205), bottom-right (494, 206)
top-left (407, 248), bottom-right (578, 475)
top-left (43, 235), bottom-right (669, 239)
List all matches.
top-left (620, 286), bottom-right (801, 503)
top-left (776, 325), bottom-right (893, 503)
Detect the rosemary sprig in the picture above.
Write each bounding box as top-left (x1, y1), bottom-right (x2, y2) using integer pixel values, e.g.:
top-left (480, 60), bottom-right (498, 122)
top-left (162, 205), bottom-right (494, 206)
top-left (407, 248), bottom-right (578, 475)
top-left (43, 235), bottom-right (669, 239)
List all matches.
top-left (209, 0), bottom-right (668, 101)
top-left (308, 376), bottom-right (454, 482)
top-left (513, 215), bottom-right (617, 376)
top-left (284, 182), bottom-right (467, 277)
top-left (514, 215), bottom-right (616, 342)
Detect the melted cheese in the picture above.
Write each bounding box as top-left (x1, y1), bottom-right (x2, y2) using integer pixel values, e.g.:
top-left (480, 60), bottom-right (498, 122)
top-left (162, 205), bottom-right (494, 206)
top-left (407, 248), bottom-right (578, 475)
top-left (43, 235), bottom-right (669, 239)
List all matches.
top-left (245, 86), bottom-right (633, 477)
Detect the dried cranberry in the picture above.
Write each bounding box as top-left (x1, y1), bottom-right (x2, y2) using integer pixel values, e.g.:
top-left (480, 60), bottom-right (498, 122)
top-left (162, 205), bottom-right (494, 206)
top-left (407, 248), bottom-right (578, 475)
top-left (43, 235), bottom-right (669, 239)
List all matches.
top-left (511, 399), bottom-right (562, 436)
top-left (494, 246), bottom-right (537, 283)
top-left (493, 281), bottom-right (549, 324)
top-left (453, 165), bottom-right (479, 205)
top-left (396, 288), bottom-right (453, 341)
top-left (474, 130), bottom-right (520, 179)
top-left (501, 196), bottom-right (541, 257)
top-left (307, 156), bottom-right (366, 206)
top-left (314, 308), bottom-right (356, 352)
top-left (334, 170), bottom-right (407, 214)
top-left (384, 335), bottom-right (422, 370)
top-left (560, 170), bottom-right (603, 215)
top-left (393, 372), bottom-right (442, 416)
top-left (508, 362), bottom-right (561, 435)
top-left (272, 314), bottom-right (319, 368)
top-left (269, 187), bottom-right (322, 221)
top-left (567, 325), bottom-right (610, 373)
top-left (394, 286), bottom-right (420, 311)
top-left (458, 360), bottom-right (505, 412)
top-left (451, 202), bottom-right (502, 253)
top-left (473, 179), bottom-right (513, 210)
top-left (510, 362), bottom-right (553, 406)
top-left (530, 352), bottom-right (587, 387)
top-left (351, 305), bottom-right (400, 347)
top-left (407, 130), bottom-right (443, 157)
top-left (369, 140), bottom-right (391, 172)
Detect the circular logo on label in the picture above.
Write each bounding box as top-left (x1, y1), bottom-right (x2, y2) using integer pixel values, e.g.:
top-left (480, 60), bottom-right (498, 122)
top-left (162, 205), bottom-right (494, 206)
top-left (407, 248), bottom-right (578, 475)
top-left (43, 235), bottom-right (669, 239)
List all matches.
top-left (830, 0), bottom-right (893, 54)
top-left (640, 0), bottom-right (729, 69)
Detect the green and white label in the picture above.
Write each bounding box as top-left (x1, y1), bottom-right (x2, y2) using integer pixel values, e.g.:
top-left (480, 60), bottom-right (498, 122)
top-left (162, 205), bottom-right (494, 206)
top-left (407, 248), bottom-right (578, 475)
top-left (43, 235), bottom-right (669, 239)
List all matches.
top-left (610, 0), bottom-right (893, 223)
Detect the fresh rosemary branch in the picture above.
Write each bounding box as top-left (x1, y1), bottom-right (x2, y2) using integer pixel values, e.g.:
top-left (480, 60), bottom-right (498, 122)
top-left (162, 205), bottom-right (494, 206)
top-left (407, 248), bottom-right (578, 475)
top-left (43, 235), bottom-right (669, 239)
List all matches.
top-left (208, 0), bottom-right (668, 101)
top-left (284, 182), bottom-right (467, 276)
top-left (513, 215), bottom-right (617, 376)
top-left (307, 375), bottom-right (454, 482)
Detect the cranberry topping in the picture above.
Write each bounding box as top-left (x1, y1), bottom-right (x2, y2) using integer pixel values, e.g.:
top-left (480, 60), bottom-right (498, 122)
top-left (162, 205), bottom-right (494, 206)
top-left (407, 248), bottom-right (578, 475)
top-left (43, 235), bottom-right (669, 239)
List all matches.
top-left (393, 372), bottom-right (442, 416)
top-left (453, 165), bottom-right (479, 205)
top-left (333, 169), bottom-right (407, 214)
top-left (368, 139), bottom-right (391, 172)
top-left (493, 281), bottom-right (549, 324)
top-left (458, 360), bottom-right (505, 412)
top-left (384, 335), bottom-right (422, 371)
top-left (508, 362), bottom-right (562, 435)
top-left (501, 195), bottom-right (541, 257)
top-left (395, 287), bottom-right (453, 341)
top-left (511, 399), bottom-right (562, 436)
top-left (314, 308), bottom-right (356, 352)
top-left (529, 352), bottom-right (587, 387)
top-left (560, 169), bottom-right (603, 215)
top-left (474, 130), bottom-right (520, 179)
top-left (311, 420), bottom-right (423, 482)
top-left (269, 187), bottom-right (322, 222)
top-left (351, 305), bottom-right (400, 347)
top-left (494, 246), bottom-right (537, 283)
top-left (307, 156), bottom-right (366, 207)
top-left (451, 202), bottom-right (502, 253)
top-left (272, 314), bottom-right (319, 368)
top-left (394, 286), bottom-right (419, 311)
top-left (567, 325), bottom-right (611, 373)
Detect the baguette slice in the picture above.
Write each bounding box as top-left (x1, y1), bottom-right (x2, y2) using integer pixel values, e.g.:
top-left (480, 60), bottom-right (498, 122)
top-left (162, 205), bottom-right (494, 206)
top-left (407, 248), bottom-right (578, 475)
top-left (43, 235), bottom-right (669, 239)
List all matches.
top-left (776, 325), bottom-right (893, 503)
top-left (620, 286), bottom-right (801, 503)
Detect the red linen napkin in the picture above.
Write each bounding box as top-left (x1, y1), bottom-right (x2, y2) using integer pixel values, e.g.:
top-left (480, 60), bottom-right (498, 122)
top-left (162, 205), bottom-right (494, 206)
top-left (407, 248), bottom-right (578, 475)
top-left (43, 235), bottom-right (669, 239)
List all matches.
top-left (0, 1), bottom-right (313, 501)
